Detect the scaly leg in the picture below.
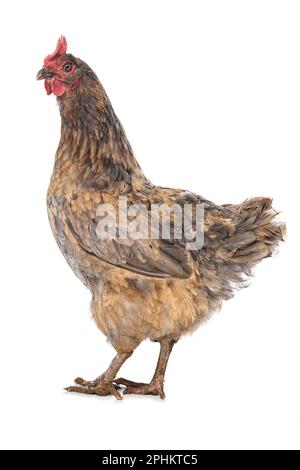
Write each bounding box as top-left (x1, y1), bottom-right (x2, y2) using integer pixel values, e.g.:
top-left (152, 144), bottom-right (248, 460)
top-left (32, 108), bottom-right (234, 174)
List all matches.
top-left (65, 351), bottom-right (132, 400)
top-left (115, 338), bottom-right (176, 399)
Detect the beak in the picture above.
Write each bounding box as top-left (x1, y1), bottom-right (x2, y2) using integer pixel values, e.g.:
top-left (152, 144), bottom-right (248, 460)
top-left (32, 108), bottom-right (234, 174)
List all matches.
top-left (36, 67), bottom-right (54, 80)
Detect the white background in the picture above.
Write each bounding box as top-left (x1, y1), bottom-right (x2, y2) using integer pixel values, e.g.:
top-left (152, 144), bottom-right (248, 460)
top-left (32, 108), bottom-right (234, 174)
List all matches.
top-left (0, 0), bottom-right (299, 450)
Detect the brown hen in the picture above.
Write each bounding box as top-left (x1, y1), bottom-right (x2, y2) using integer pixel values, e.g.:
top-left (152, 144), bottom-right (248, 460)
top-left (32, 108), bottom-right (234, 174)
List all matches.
top-left (37, 37), bottom-right (285, 399)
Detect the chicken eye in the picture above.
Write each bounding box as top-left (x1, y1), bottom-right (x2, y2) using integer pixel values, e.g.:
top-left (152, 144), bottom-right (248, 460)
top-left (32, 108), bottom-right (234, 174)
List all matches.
top-left (63, 63), bottom-right (72, 72)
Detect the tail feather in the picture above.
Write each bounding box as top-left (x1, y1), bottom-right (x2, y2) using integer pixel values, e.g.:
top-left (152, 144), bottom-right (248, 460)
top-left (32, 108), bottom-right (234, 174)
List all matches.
top-left (225, 197), bottom-right (285, 271)
top-left (199, 197), bottom-right (285, 304)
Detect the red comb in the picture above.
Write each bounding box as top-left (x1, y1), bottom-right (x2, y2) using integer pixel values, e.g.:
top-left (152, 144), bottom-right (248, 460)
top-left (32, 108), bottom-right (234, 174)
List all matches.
top-left (44, 36), bottom-right (67, 67)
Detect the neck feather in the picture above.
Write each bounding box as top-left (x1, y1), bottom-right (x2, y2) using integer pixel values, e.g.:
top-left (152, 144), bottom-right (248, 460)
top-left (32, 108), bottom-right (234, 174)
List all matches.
top-left (55, 76), bottom-right (145, 182)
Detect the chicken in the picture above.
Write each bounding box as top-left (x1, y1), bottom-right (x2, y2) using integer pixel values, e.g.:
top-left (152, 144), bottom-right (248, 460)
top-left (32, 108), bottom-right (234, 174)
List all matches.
top-left (37, 36), bottom-right (285, 400)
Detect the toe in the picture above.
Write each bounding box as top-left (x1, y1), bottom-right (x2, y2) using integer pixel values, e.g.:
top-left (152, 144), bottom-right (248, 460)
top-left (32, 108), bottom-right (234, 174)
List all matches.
top-left (110, 385), bottom-right (124, 400)
top-left (74, 377), bottom-right (85, 385)
top-left (114, 378), bottom-right (147, 387)
top-left (120, 378), bottom-right (165, 398)
top-left (74, 376), bottom-right (101, 387)
top-left (65, 382), bottom-right (123, 399)
top-left (64, 385), bottom-right (95, 395)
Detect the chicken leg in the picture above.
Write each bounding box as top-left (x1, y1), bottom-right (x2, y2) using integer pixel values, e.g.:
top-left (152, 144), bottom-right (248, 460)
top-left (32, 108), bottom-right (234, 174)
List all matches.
top-left (65, 351), bottom-right (132, 400)
top-left (115, 337), bottom-right (176, 399)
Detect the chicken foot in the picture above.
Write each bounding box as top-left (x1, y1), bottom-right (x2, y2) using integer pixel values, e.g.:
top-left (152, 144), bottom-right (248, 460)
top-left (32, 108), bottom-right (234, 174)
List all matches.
top-left (65, 351), bottom-right (132, 400)
top-left (115, 338), bottom-right (176, 399)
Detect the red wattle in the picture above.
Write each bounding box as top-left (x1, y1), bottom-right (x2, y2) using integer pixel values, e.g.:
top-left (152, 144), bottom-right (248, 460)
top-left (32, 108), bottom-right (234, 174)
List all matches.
top-left (52, 78), bottom-right (66, 97)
